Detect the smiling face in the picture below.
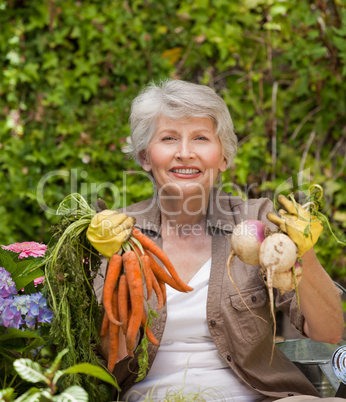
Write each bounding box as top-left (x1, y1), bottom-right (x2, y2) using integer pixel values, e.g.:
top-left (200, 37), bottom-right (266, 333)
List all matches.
top-left (141, 116), bottom-right (227, 198)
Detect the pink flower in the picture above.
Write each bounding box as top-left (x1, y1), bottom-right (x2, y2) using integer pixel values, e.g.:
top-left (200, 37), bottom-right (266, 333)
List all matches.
top-left (34, 277), bottom-right (44, 286)
top-left (2, 242), bottom-right (47, 259)
top-left (20, 276), bottom-right (45, 292)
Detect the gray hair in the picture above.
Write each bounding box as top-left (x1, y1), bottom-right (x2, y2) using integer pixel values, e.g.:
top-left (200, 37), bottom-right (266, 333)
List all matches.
top-left (128, 79), bottom-right (237, 168)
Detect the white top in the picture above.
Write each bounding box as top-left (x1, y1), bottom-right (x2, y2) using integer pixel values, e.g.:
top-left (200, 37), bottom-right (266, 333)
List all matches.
top-left (125, 259), bottom-right (263, 402)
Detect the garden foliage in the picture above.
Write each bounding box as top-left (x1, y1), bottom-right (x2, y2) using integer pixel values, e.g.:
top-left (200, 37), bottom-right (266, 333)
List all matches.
top-left (0, 0), bottom-right (345, 278)
top-left (0, 239), bottom-right (115, 400)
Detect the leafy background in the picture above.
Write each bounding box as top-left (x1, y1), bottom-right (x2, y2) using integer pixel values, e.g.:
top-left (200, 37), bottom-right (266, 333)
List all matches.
top-left (0, 0), bottom-right (345, 280)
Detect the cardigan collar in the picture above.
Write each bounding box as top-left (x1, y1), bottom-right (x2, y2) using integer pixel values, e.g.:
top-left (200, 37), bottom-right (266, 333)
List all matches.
top-left (126, 187), bottom-right (241, 236)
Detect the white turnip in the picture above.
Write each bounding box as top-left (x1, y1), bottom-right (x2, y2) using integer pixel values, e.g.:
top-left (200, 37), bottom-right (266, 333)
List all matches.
top-left (231, 220), bottom-right (270, 265)
top-left (259, 233), bottom-right (298, 274)
top-left (272, 261), bottom-right (303, 295)
top-left (227, 220), bottom-right (272, 324)
top-left (227, 223), bottom-right (300, 363)
top-left (259, 233), bottom-right (298, 362)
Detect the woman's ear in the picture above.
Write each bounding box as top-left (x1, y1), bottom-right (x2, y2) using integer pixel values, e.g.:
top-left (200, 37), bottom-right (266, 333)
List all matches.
top-left (219, 156), bottom-right (227, 173)
top-left (139, 150), bottom-right (151, 172)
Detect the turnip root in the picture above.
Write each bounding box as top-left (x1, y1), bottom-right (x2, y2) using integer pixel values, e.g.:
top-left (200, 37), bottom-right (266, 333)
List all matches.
top-left (272, 261), bottom-right (303, 295)
top-left (227, 220), bottom-right (271, 324)
top-left (259, 233), bottom-right (299, 363)
top-left (259, 233), bottom-right (298, 274)
top-left (231, 220), bottom-right (270, 265)
top-left (227, 223), bottom-right (300, 364)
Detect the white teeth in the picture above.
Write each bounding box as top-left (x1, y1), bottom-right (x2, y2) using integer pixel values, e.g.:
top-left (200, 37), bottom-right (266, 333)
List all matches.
top-left (171, 168), bottom-right (200, 174)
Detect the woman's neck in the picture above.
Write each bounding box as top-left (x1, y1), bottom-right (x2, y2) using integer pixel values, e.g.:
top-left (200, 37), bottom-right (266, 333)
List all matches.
top-left (158, 189), bottom-right (210, 238)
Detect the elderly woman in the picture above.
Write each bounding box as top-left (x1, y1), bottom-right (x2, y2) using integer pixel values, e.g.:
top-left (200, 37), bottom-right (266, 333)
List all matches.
top-left (96, 80), bottom-right (344, 401)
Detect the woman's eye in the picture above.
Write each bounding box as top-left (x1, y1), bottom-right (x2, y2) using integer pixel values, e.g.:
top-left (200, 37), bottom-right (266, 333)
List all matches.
top-left (162, 136), bottom-right (175, 141)
top-left (196, 136), bottom-right (208, 140)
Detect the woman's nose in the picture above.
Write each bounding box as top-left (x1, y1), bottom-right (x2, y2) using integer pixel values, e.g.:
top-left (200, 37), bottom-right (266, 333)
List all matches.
top-left (176, 139), bottom-right (195, 160)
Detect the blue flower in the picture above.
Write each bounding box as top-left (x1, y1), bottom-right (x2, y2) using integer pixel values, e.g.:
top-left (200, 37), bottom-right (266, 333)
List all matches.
top-left (27, 302), bottom-right (39, 318)
top-left (38, 308), bottom-right (53, 324)
top-left (0, 291), bottom-right (53, 330)
top-left (0, 253), bottom-right (53, 331)
top-left (24, 315), bottom-right (37, 329)
top-left (12, 295), bottom-right (30, 315)
top-left (30, 293), bottom-right (47, 309)
top-left (0, 268), bottom-right (17, 298)
top-left (0, 298), bottom-right (24, 329)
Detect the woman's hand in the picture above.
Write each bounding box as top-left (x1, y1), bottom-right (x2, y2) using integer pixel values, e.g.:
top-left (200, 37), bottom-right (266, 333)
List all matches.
top-left (267, 194), bottom-right (323, 256)
top-left (87, 209), bottom-right (135, 259)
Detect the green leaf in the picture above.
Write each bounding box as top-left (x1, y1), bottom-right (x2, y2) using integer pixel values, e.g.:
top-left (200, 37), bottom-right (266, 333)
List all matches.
top-left (22, 62), bottom-right (40, 82)
top-left (51, 370), bottom-right (64, 386)
top-left (39, 390), bottom-right (54, 401)
top-left (6, 51), bottom-right (20, 65)
top-left (8, 261), bottom-right (37, 281)
top-left (0, 346), bottom-right (19, 361)
top-left (0, 336), bottom-right (44, 354)
top-left (15, 388), bottom-right (50, 402)
top-left (42, 52), bottom-right (59, 70)
top-left (0, 248), bottom-right (16, 274)
top-left (52, 386), bottom-right (88, 402)
top-left (270, 4), bottom-right (287, 17)
top-left (14, 268), bottom-right (44, 291)
top-left (63, 363), bottom-right (119, 389)
top-left (24, 281), bottom-right (36, 294)
top-left (0, 328), bottom-right (41, 342)
top-left (16, 259), bottom-right (43, 276)
top-left (21, 337), bottom-right (46, 353)
top-left (45, 348), bottom-right (68, 377)
top-left (333, 36), bottom-right (346, 52)
top-left (13, 359), bottom-right (48, 384)
top-left (0, 387), bottom-right (15, 401)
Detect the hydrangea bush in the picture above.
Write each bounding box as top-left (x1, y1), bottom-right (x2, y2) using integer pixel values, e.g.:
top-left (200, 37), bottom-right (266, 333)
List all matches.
top-left (0, 274), bottom-right (53, 329)
top-left (0, 239), bottom-right (118, 401)
top-left (0, 242), bottom-right (52, 330)
top-left (0, 241), bottom-right (54, 393)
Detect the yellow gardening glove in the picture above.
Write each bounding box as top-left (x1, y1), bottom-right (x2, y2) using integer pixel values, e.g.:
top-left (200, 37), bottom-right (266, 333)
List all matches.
top-left (87, 208), bottom-right (135, 259)
top-left (267, 194), bottom-right (323, 257)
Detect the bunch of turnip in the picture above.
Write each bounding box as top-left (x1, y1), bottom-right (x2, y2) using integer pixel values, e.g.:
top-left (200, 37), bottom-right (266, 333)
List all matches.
top-left (228, 220), bottom-right (300, 291)
top-left (227, 220), bottom-right (300, 363)
top-left (227, 185), bottom-right (346, 362)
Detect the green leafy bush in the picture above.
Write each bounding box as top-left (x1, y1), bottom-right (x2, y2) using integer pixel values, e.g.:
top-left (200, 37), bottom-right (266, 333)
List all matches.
top-left (0, 0), bottom-right (345, 279)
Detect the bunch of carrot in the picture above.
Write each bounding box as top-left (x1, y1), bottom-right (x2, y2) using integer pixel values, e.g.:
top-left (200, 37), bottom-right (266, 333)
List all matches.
top-left (100, 227), bottom-right (193, 372)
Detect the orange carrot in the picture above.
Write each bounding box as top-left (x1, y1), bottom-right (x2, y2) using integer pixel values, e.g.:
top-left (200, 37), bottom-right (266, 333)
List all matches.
top-left (146, 249), bottom-right (184, 292)
top-left (142, 309), bottom-right (159, 346)
top-left (107, 289), bottom-right (120, 372)
top-left (130, 242), bottom-right (153, 300)
top-left (123, 250), bottom-right (144, 357)
top-left (140, 254), bottom-right (153, 300)
top-left (103, 254), bottom-right (123, 326)
top-left (132, 227), bottom-right (193, 292)
top-left (158, 279), bottom-right (167, 306)
top-left (128, 305), bottom-right (132, 330)
top-left (107, 323), bottom-right (119, 372)
top-left (149, 267), bottom-right (164, 310)
top-left (129, 240), bottom-right (143, 257)
top-left (118, 274), bottom-right (129, 335)
top-left (100, 313), bottom-right (110, 337)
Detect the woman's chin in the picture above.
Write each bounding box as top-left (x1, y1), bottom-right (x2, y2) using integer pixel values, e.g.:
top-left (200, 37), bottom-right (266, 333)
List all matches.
top-left (157, 182), bottom-right (213, 200)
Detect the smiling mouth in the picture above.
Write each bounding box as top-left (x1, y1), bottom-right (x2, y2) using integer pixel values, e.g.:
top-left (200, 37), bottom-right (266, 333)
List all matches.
top-left (170, 168), bottom-right (201, 174)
